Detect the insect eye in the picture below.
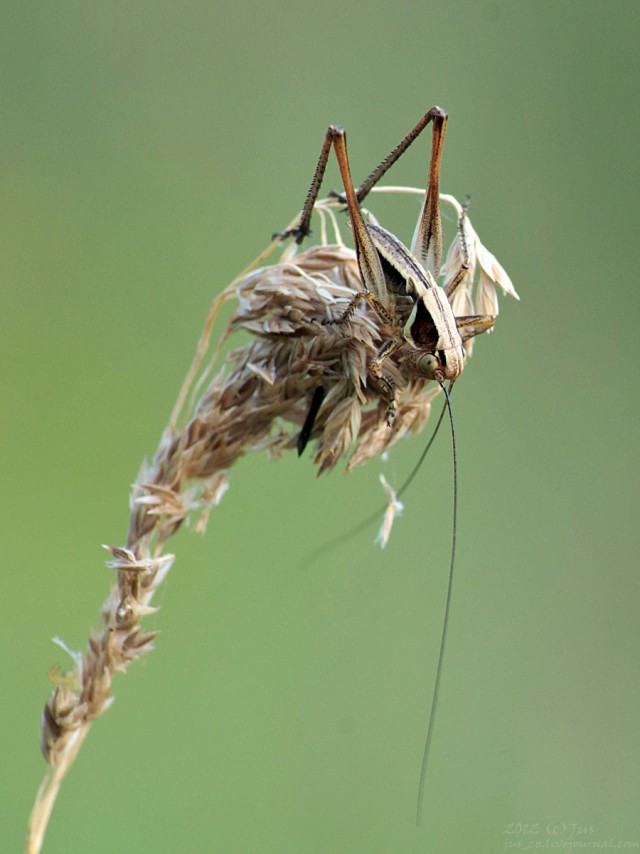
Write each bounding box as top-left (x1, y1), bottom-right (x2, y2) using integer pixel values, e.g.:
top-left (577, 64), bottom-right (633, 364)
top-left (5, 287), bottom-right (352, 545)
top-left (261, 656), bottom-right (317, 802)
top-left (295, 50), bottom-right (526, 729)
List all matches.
top-left (418, 353), bottom-right (441, 377)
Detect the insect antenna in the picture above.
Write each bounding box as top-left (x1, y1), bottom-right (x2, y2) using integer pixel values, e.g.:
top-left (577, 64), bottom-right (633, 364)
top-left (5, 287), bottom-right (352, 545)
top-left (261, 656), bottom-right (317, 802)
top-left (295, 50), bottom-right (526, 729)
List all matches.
top-left (298, 392), bottom-right (450, 568)
top-left (416, 380), bottom-right (457, 826)
top-left (395, 387), bottom-right (452, 503)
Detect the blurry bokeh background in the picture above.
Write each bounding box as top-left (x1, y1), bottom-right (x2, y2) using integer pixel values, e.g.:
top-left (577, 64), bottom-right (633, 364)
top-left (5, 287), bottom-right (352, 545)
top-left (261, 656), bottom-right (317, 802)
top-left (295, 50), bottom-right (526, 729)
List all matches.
top-left (3, 2), bottom-right (638, 852)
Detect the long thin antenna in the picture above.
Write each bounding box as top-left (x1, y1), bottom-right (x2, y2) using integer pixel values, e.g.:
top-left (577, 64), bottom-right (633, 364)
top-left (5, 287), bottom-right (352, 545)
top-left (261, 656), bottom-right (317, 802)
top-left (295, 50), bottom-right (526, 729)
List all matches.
top-left (396, 387), bottom-right (452, 503)
top-left (416, 381), bottom-right (458, 826)
top-left (299, 393), bottom-right (450, 568)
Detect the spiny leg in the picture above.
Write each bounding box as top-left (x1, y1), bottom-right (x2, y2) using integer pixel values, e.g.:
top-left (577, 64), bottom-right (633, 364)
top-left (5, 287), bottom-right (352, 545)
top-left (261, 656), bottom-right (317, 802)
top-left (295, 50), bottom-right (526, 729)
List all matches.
top-left (277, 107), bottom-right (448, 256)
top-left (330, 107), bottom-right (448, 277)
top-left (315, 129), bottom-right (411, 422)
top-left (328, 127), bottom-right (391, 307)
top-left (447, 203), bottom-right (495, 347)
top-left (317, 129), bottom-right (405, 421)
top-left (276, 125), bottom-right (406, 420)
top-left (352, 107), bottom-right (448, 205)
top-left (455, 315), bottom-right (495, 342)
top-left (323, 289), bottom-right (396, 327)
top-left (443, 201), bottom-right (471, 299)
top-left (410, 110), bottom-right (447, 277)
top-left (274, 130), bottom-right (334, 244)
top-left (369, 335), bottom-right (405, 425)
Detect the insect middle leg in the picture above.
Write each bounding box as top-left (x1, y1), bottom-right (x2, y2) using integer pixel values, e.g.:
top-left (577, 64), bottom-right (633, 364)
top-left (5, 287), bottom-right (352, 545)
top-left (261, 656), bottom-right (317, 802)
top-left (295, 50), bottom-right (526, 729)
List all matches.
top-left (323, 289), bottom-right (396, 327)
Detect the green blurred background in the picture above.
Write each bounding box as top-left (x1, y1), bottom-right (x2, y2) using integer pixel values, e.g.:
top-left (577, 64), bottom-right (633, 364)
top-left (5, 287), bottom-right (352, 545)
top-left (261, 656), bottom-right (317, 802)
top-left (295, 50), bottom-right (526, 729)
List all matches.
top-left (3, 1), bottom-right (638, 852)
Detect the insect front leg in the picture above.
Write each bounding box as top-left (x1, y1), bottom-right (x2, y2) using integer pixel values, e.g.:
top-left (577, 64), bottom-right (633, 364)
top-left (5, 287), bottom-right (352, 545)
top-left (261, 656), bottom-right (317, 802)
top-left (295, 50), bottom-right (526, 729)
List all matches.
top-left (442, 201), bottom-right (472, 299)
top-left (368, 335), bottom-right (405, 425)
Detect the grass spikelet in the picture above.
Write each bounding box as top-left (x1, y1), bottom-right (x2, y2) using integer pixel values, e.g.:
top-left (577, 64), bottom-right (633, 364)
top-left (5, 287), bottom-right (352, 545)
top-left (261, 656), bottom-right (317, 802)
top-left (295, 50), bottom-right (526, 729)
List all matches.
top-left (26, 192), bottom-right (514, 853)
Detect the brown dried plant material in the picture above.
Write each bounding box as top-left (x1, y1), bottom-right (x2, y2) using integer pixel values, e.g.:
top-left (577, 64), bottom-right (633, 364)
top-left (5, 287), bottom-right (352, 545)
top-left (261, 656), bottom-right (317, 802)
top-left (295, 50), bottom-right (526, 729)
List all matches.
top-left (26, 193), bottom-right (517, 853)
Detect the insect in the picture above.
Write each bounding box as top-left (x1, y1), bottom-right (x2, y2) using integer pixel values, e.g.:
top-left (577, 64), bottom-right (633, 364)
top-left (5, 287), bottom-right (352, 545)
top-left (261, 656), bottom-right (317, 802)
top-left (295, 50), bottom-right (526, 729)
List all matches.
top-left (277, 107), bottom-right (495, 430)
top-left (276, 108), bottom-right (510, 824)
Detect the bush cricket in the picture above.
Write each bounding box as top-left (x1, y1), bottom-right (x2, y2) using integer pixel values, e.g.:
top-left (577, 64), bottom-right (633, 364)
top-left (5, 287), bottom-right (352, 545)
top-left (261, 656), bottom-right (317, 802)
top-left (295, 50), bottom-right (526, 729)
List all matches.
top-left (277, 107), bottom-right (505, 824)
top-left (278, 107), bottom-right (495, 430)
